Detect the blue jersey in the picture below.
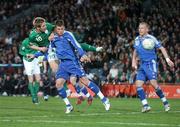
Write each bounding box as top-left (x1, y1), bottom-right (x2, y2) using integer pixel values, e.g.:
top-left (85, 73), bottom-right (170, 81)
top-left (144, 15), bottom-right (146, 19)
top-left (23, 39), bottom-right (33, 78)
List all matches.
top-left (51, 31), bottom-right (85, 61)
top-left (133, 34), bottom-right (162, 62)
top-left (50, 30), bottom-right (86, 80)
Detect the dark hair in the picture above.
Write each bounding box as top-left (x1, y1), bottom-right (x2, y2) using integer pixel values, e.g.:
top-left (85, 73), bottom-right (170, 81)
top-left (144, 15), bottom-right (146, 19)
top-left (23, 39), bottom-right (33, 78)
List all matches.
top-left (55, 20), bottom-right (64, 27)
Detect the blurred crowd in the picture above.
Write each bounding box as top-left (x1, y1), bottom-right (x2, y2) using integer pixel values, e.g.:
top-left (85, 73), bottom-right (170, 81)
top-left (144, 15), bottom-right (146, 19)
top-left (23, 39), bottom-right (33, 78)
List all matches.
top-left (0, 0), bottom-right (179, 96)
top-left (0, 0), bottom-right (48, 21)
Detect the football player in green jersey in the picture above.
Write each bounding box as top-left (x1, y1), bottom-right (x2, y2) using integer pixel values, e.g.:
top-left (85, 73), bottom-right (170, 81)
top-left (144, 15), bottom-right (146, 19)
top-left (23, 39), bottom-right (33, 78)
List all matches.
top-left (28, 17), bottom-right (102, 104)
top-left (19, 38), bottom-right (41, 104)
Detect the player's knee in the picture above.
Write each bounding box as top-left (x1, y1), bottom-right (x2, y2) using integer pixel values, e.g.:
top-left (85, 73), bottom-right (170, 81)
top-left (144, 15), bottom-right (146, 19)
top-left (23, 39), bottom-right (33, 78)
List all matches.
top-left (70, 77), bottom-right (76, 85)
top-left (55, 79), bottom-right (64, 89)
top-left (80, 77), bottom-right (90, 86)
top-left (78, 82), bottom-right (84, 87)
top-left (150, 79), bottom-right (158, 88)
top-left (135, 80), bottom-right (144, 87)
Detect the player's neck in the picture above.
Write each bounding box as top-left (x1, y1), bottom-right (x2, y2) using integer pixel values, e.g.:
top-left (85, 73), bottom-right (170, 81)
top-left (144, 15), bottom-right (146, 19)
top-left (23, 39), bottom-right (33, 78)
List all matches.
top-left (140, 33), bottom-right (148, 37)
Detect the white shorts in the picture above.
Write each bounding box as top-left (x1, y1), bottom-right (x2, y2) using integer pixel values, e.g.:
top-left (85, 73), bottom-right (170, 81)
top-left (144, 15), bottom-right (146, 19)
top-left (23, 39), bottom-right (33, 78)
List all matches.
top-left (47, 50), bottom-right (58, 62)
top-left (23, 58), bottom-right (40, 76)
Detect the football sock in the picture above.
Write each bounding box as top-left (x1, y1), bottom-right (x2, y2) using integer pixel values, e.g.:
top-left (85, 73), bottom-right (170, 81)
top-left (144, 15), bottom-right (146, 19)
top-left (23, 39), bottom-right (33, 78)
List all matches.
top-left (137, 87), bottom-right (148, 107)
top-left (156, 86), bottom-right (168, 105)
top-left (58, 87), bottom-right (70, 106)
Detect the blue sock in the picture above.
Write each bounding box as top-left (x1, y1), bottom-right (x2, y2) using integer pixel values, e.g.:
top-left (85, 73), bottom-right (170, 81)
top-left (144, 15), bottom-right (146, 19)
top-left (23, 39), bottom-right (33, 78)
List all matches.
top-left (81, 86), bottom-right (88, 95)
top-left (74, 83), bottom-right (81, 94)
top-left (137, 87), bottom-right (148, 107)
top-left (88, 81), bottom-right (100, 94)
top-left (58, 87), bottom-right (67, 99)
top-left (101, 97), bottom-right (107, 103)
top-left (156, 86), bottom-right (168, 105)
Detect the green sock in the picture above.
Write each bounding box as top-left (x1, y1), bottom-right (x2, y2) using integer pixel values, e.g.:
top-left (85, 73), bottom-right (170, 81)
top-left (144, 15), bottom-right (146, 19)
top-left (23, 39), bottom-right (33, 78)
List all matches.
top-left (28, 83), bottom-right (36, 101)
top-left (63, 82), bottom-right (68, 90)
top-left (33, 81), bottom-right (40, 98)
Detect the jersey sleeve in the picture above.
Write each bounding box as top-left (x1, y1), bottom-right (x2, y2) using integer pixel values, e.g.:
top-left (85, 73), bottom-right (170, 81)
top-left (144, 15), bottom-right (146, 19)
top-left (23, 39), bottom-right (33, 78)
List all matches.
top-left (46, 22), bottom-right (55, 32)
top-left (67, 31), bottom-right (85, 57)
top-left (151, 35), bottom-right (162, 48)
top-left (19, 39), bottom-right (30, 56)
top-left (133, 37), bottom-right (139, 49)
top-left (34, 51), bottom-right (44, 58)
top-left (80, 43), bottom-right (96, 52)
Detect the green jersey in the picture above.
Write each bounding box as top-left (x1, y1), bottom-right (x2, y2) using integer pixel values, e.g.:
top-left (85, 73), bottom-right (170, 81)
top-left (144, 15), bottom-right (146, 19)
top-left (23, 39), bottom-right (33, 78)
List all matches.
top-left (19, 38), bottom-right (37, 61)
top-left (29, 22), bottom-right (54, 47)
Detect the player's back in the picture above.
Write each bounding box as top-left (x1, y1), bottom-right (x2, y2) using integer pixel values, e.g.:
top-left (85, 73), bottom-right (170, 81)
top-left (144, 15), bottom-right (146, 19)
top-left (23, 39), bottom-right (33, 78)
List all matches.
top-left (19, 38), bottom-right (37, 61)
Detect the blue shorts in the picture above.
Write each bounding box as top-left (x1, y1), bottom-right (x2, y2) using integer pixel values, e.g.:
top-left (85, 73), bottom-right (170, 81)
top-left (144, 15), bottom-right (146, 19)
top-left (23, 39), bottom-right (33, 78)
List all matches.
top-left (136, 60), bottom-right (158, 81)
top-left (56, 59), bottom-right (86, 80)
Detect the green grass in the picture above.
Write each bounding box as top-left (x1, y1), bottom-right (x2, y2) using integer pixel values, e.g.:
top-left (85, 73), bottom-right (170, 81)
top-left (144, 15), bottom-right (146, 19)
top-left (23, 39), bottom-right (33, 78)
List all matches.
top-left (0, 96), bottom-right (180, 127)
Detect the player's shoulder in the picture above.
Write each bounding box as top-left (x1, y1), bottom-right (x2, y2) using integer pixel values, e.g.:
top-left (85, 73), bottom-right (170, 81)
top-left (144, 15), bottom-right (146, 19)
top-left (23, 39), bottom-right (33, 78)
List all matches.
top-left (146, 34), bottom-right (157, 40)
top-left (134, 36), bottom-right (140, 46)
top-left (52, 34), bottom-right (60, 42)
top-left (64, 30), bottom-right (73, 36)
top-left (29, 29), bottom-right (37, 39)
top-left (22, 38), bottom-right (29, 44)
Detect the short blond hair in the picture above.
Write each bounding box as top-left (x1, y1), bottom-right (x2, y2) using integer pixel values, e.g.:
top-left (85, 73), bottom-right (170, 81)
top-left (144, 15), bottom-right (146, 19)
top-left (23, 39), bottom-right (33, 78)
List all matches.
top-left (139, 22), bottom-right (150, 29)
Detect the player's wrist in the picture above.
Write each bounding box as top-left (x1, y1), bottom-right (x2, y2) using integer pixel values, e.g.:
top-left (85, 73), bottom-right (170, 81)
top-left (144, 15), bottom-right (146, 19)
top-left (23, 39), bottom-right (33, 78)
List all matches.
top-left (96, 47), bottom-right (103, 52)
top-left (165, 58), bottom-right (170, 62)
top-left (38, 47), bottom-right (42, 51)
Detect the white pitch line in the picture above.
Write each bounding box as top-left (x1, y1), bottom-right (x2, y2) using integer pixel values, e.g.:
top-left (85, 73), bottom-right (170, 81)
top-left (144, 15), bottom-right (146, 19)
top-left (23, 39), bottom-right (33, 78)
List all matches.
top-left (0, 119), bottom-right (180, 127)
top-left (0, 110), bottom-right (180, 119)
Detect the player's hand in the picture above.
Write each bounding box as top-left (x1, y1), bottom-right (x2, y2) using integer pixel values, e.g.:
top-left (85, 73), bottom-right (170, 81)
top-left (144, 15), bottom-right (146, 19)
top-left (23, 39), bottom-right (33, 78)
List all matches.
top-left (26, 54), bottom-right (35, 59)
top-left (80, 55), bottom-right (91, 63)
top-left (96, 47), bottom-right (103, 52)
top-left (132, 62), bottom-right (137, 70)
top-left (39, 47), bottom-right (47, 52)
top-left (48, 33), bottom-right (54, 41)
top-left (166, 58), bottom-right (174, 68)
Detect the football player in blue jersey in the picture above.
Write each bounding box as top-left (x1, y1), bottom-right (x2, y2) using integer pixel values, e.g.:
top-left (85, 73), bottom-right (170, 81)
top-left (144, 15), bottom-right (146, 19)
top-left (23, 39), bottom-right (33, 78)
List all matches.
top-left (132, 22), bottom-right (174, 113)
top-left (51, 20), bottom-right (110, 113)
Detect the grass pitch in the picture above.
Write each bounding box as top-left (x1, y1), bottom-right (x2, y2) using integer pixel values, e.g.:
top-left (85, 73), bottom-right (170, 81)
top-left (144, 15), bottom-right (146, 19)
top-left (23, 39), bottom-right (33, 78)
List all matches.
top-left (0, 96), bottom-right (180, 127)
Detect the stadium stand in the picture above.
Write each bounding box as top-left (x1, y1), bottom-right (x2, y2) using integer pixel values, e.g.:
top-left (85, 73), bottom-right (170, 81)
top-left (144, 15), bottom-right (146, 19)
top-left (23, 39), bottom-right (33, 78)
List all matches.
top-left (0, 0), bottom-right (179, 96)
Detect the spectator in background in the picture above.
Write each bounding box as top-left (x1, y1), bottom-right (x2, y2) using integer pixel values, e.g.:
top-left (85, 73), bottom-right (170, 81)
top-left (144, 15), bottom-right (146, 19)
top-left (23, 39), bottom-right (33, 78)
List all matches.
top-left (18, 75), bottom-right (28, 96)
top-left (175, 73), bottom-right (180, 83)
top-left (12, 73), bottom-right (19, 96)
top-left (107, 65), bottom-right (119, 83)
top-left (42, 74), bottom-right (50, 100)
top-left (49, 76), bottom-right (57, 96)
top-left (2, 75), bottom-right (14, 96)
top-left (101, 62), bottom-right (109, 81)
top-left (0, 76), bottom-right (4, 95)
top-left (0, 0), bottom-right (179, 85)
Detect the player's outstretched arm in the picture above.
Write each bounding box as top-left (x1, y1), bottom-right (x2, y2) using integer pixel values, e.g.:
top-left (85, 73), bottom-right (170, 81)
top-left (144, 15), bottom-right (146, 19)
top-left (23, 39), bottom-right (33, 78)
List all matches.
top-left (80, 43), bottom-right (103, 52)
top-left (132, 49), bottom-right (138, 70)
top-left (159, 47), bottom-right (174, 67)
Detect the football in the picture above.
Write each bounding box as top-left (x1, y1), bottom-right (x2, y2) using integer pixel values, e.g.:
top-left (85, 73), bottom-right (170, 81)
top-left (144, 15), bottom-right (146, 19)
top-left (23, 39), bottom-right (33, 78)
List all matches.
top-left (142, 38), bottom-right (155, 50)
